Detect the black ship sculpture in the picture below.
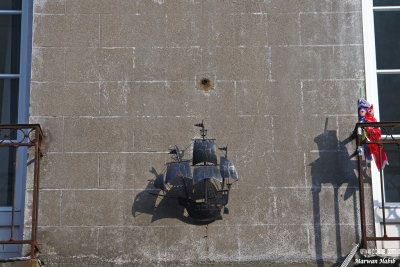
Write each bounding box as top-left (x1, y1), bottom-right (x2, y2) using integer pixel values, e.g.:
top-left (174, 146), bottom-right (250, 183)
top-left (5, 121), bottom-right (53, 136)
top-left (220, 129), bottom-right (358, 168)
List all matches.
top-left (153, 121), bottom-right (238, 222)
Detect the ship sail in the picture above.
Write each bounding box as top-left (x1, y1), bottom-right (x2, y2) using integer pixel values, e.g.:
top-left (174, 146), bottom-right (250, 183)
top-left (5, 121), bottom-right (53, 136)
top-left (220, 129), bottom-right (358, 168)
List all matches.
top-left (193, 166), bottom-right (223, 183)
top-left (192, 140), bottom-right (217, 165)
top-left (165, 161), bottom-right (193, 183)
top-left (220, 157), bottom-right (238, 180)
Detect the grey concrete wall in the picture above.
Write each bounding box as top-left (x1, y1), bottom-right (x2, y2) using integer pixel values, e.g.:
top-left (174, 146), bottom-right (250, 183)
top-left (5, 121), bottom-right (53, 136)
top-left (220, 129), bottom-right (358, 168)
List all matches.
top-left (26, 0), bottom-right (374, 265)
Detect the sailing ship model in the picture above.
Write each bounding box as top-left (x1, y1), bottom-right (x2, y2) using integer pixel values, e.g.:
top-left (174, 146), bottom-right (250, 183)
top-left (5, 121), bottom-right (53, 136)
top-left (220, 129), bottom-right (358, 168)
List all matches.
top-left (154, 121), bottom-right (238, 222)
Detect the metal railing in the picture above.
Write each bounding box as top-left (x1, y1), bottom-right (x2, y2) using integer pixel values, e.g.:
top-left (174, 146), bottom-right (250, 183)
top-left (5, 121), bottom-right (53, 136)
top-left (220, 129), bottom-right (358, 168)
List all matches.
top-left (357, 122), bottom-right (400, 249)
top-left (0, 124), bottom-right (44, 259)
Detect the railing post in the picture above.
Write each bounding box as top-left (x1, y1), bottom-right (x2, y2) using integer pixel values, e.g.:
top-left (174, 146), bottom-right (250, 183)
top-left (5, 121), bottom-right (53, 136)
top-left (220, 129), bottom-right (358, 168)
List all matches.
top-left (10, 146), bottom-right (19, 242)
top-left (357, 125), bottom-right (368, 249)
top-left (378, 144), bottom-right (387, 238)
top-left (30, 125), bottom-right (41, 258)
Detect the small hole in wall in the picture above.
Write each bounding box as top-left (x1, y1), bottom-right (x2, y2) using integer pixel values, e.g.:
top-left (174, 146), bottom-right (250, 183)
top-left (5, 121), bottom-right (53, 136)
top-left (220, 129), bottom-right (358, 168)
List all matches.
top-left (200, 78), bottom-right (212, 91)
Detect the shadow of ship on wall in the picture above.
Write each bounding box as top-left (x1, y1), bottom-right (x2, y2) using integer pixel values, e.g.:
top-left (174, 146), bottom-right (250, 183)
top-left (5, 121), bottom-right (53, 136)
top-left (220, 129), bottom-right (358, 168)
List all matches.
top-left (132, 169), bottom-right (195, 224)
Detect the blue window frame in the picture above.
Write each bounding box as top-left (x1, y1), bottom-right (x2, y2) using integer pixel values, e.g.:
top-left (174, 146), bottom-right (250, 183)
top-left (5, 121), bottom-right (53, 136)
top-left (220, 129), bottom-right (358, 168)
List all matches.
top-left (0, 0), bottom-right (32, 258)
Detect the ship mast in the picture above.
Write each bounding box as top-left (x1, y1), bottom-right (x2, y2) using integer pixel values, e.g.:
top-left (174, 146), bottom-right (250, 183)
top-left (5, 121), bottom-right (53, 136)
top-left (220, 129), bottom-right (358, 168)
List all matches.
top-left (195, 121), bottom-right (209, 201)
top-left (195, 120), bottom-right (207, 141)
top-left (219, 145), bottom-right (228, 190)
top-left (169, 145), bottom-right (184, 162)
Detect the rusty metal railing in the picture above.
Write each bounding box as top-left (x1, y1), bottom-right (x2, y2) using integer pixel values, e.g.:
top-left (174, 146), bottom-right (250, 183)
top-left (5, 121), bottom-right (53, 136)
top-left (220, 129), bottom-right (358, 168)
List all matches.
top-left (0, 124), bottom-right (43, 259)
top-left (357, 122), bottom-right (400, 249)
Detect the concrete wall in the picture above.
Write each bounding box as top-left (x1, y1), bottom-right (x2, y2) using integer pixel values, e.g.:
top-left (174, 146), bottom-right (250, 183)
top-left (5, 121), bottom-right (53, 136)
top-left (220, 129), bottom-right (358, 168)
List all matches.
top-left (26, 0), bottom-right (374, 265)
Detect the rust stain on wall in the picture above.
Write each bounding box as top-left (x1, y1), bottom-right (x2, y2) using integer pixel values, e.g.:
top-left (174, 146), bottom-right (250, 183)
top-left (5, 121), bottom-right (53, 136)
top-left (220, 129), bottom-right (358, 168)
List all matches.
top-left (199, 78), bottom-right (212, 91)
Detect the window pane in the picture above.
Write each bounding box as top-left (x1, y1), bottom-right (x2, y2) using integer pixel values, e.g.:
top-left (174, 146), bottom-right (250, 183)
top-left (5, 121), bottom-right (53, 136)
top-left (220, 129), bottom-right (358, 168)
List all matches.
top-left (374, 0), bottom-right (400, 6)
top-left (374, 11), bottom-right (400, 69)
top-left (0, 0), bottom-right (21, 10)
top-left (384, 144), bottom-right (400, 202)
top-left (0, 79), bottom-right (19, 124)
top-left (377, 74), bottom-right (400, 124)
top-left (0, 147), bottom-right (16, 207)
top-left (0, 15), bottom-right (21, 74)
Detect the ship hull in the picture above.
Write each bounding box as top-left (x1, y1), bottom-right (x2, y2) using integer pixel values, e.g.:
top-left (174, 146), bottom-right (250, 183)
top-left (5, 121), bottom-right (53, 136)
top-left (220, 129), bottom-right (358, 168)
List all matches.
top-left (178, 198), bottom-right (222, 222)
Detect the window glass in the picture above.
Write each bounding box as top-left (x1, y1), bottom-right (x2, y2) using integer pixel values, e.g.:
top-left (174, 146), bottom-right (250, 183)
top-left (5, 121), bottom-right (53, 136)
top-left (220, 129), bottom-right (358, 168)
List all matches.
top-left (374, 11), bottom-right (400, 69)
top-left (374, 0), bottom-right (400, 6)
top-left (0, 0), bottom-right (21, 10)
top-left (0, 15), bottom-right (21, 74)
top-left (384, 144), bottom-right (400, 202)
top-left (0, 147), bottom-right (16, 207)
top-left (377, 74), bottom-right (400, 124)
top-left (0, 79), bottom-right (19, 124)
